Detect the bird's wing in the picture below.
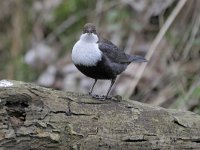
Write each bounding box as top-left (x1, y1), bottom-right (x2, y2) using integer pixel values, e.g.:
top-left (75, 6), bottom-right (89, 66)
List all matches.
top-left (98, 38), bottom-right (130, 63)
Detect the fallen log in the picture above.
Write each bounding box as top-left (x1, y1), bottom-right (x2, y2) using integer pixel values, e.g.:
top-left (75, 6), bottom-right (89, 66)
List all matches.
top-left (0, 80), bottom-right (200, 149)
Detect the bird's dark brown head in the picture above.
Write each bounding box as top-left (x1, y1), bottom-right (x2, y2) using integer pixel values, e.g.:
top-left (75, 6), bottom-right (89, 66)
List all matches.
top-left (82, 23), bottom-right (97, 34)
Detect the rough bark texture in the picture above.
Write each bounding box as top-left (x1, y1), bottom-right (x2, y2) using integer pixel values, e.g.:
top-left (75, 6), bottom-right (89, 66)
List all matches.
top-left (0, 80), bottom-right (200, 150)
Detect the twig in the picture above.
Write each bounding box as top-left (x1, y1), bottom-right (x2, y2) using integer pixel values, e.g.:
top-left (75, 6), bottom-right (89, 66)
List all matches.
top-left (183, 12), bottom-right (200, 58)
top-left (125, 0), bottom-right (187, 98)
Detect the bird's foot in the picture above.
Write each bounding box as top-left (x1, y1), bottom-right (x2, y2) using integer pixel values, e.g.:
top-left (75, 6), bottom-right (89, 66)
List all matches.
top-left (89, 91), bottom-right (92, 95)
top-left (89, 94), bottom-right (112, 100)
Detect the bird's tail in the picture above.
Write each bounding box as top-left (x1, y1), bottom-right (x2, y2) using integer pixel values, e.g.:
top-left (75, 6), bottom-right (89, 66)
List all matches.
top-left (127, 55), bottom-right (147, 63)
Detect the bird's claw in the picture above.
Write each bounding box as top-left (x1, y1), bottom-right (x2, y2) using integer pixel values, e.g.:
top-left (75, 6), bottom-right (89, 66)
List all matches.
top-left (89, 93), bottom-right (112, 100)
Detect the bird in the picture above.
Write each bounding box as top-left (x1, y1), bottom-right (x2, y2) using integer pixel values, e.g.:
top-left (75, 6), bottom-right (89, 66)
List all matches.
top-left (71, 23), bottom-right (147, 100)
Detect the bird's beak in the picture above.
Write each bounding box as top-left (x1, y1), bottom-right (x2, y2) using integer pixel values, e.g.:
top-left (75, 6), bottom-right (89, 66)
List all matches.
top-left (88, 28), bottom-right (93, 34)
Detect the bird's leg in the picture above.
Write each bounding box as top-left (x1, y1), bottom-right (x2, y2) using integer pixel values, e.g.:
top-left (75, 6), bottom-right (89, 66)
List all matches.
top-left (90, 79), bottom-right (116, 100)
top-left (89, 79), bottom-right (97, 95)
top-left (105, 78), bottom-right (116, 99)
top-left (89, 79), bottom-right (105, 99)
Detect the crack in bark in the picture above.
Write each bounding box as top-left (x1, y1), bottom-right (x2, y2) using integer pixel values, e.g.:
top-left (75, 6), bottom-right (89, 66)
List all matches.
top-left (58, 96), bottom-right (74, 102)
top-left (28, 88), bottom-right (50, 98)
top-left (38, 109), bottom-right (50, 120)
top-left (177, 138), bottom-right (200, 143)
top-left (122, 138), bottom-right (147, 142)
top-left (76, 101), bottom-right (110, 105)
top-left (65, 101), bottom-right (93, 116)
top-left (50, 110), bottom-right (67, 114)
top-left (191, 140), bottom-right (200, 143)
top-left (173, 119), bottom-right (187, 128)
top-left (68, 113), bottom-right (93, 116)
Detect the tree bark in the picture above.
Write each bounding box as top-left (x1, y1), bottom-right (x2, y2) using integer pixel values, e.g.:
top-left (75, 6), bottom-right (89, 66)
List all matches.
top-left (0, 80), bottom-right (200, 150)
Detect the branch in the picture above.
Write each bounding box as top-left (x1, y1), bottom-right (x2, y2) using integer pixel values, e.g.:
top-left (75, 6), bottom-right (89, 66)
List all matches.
top-left (125, 0), bottom-right (187, 97)
top-left (0, 80), bottom-right (200, 149)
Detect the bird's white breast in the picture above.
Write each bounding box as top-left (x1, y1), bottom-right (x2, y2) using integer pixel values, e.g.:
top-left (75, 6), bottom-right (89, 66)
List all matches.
top-left (72, 33), bottom-right (102, 66)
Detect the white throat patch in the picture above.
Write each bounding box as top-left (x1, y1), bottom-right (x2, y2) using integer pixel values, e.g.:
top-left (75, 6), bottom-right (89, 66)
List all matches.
top-left (72, 33), bottom-right (102, 66)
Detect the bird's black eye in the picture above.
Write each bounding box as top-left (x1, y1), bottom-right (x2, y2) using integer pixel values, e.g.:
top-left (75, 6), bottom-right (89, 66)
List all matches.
top-left (93, 29), bottom-right (97, 34)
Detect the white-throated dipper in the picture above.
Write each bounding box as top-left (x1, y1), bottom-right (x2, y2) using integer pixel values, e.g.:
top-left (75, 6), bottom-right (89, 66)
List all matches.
top-left (72, 23), bottom-right (147, 99)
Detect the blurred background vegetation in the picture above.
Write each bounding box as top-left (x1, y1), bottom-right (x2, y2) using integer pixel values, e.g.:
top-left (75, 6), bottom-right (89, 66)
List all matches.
top-left (0, 0), bottom-right (199, 113)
